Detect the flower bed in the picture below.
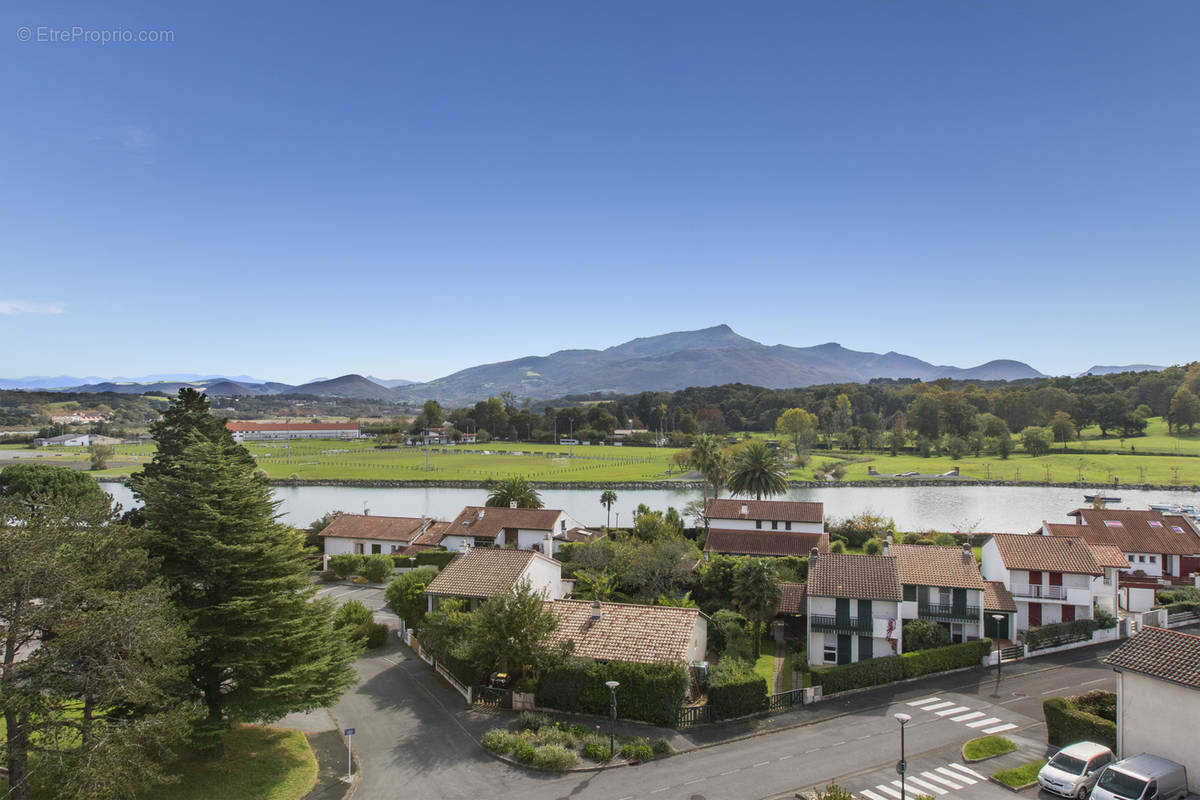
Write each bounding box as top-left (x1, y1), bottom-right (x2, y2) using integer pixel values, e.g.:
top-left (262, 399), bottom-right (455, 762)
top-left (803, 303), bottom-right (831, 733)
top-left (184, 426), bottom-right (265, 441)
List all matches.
top-left (481, 712), bottom-right (673, 771)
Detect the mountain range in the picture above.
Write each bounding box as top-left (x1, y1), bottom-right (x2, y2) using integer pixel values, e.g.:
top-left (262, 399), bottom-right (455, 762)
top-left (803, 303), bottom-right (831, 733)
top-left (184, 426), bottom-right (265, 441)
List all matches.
top-left (1, 324), bottom-right (1071, 405)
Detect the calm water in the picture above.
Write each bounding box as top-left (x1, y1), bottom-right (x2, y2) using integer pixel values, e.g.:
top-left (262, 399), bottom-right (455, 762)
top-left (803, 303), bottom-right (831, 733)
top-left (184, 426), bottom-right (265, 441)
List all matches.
top-left (101, 482), bottom-right (1199, 533)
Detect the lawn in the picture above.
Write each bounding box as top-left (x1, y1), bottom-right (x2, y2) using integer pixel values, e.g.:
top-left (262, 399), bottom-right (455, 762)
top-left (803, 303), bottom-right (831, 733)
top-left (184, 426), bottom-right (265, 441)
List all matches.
top-left (1072, 417), bottom-right (1200, 456)
top-left (134, 725), bottom-right (317, 800)
top-left (992, 759), bottom-right (1046, 789)
top-left (962, 734), bottom-right (1017, 761)
top-left (752, 640), bottom-right (793, 693)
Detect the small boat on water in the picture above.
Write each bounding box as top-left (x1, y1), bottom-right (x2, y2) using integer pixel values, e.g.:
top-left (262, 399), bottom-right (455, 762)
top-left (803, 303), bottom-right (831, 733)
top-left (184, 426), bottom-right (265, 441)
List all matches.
top-left (1084, 494), bottom-right (1122, 504)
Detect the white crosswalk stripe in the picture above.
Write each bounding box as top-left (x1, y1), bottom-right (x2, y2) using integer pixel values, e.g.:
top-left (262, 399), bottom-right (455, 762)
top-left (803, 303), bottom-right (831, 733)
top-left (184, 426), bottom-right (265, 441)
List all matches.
top-left (921, 701), bottom-right (955, 711)
top-left (951, 710), bottom-right (984, 722)
top-left (906, 776), bottom-right (948, 795)
top-left (907, 697), bottom-right (941, 706)
top-left (921, 771), bottom-right (962, 789)
top-left (937, 766), bottom-right (977, 785)
top-left (873, 784), bottom-right (902, 798)
top-left (935, 705), bottom-right (971, 716)
top-left (950, 763), bottom-right (987, 780)
top-left (965, 716), bottom-right (1002, 728)
top-left (983, 722), bottom-right (1018, 734)
top-left (859, 790), bottom-right (890, 800)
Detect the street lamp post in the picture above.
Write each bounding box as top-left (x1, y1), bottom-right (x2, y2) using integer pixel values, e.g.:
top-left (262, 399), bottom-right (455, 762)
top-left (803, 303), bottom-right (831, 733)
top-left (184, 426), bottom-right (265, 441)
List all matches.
top-left (894, 712), bottom-right (911, 800)
top-left (605, 681), bottom-right (620, 758)
top-left (992, 614), bottom-right (1006, 679)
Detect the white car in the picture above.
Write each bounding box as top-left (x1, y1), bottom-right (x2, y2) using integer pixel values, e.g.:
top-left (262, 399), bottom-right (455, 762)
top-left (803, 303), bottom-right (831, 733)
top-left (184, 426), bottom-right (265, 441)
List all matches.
top-left (1038, 742), bottom-right (1117, 799)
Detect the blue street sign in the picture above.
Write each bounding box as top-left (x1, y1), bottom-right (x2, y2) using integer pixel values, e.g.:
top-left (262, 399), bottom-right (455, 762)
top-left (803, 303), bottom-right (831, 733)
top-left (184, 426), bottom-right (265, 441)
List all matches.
top-left (344, 728), bottom-right (356, 736)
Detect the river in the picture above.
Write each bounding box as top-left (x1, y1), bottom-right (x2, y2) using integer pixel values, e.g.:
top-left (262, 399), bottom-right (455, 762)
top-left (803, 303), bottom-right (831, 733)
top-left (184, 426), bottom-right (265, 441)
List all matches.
top-left (100, 483), bottom-right (1200, 534)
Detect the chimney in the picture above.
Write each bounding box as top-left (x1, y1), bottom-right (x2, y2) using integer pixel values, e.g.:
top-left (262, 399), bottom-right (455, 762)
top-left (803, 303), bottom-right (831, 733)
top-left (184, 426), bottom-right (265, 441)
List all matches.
top-left (458, 541), bottom-right (470, 555)
top-left (810, 547), bottom-right (819, 561)
top-left (886, 534), bottom-right (893, 545)
top-left (477, 509), bottom-right (485, 520)
top-left (589, 600), bottom-right (604, 621)
top-left (962, 543), bottom-right (972, 562)
top-left (740, 503), bottom-right (748, 516)
top-left (509, 500), bottom-right (518, 509)
top-left (881, 539), bottom-right (889, 556)
top-left (363, 508), bottom-right (370, 516)
top-left (543, 532), bottom-right (554, 555)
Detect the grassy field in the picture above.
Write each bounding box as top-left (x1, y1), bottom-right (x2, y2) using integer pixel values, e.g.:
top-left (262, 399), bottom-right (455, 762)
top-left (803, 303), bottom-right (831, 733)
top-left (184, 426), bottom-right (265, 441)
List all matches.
top-left (1071, 417), bottom-right (1200, 455)
top-left (962, 734), bottom-right (1017, 761)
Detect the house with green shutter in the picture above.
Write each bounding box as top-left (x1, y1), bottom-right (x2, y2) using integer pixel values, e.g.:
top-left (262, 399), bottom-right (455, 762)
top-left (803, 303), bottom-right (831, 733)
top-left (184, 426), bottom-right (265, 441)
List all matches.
top-left (805, 549), bottom-right (903, 667)
top-left (890, 541), bottom-right (987, 644)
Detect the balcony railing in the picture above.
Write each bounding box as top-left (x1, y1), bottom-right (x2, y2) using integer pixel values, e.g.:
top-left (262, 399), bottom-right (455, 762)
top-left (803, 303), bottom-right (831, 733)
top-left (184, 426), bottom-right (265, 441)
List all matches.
top-left (1011, 584), bottom-right (1067, 600)
top-left (810, 615), bottom-right (873, 635)
top-left (918, 602), bottom-right (981, 622)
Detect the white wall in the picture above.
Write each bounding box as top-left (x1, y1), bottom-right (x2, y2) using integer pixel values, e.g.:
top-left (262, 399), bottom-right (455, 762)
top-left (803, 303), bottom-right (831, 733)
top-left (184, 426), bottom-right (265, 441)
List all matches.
top-left (806, 596), bottom-right (901, 666)
top-left (708, 516), bottom-right (823, 534)
top-left (521, 556), bottom-right (564, 601)
top-left (687, 616), bottom-right (708, 664)
top-left (1117, 671), bottom-right (1200, 792)
top-left (1124, 552), bottom-right (1164, 577)
top-left (980, 539), bottom-right (1007, 586)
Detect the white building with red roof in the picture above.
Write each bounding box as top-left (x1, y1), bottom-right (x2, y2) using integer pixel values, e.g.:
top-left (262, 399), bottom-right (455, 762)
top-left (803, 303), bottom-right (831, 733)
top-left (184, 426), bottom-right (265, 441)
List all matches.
top-left (226, 420), bottom-right (361, 442)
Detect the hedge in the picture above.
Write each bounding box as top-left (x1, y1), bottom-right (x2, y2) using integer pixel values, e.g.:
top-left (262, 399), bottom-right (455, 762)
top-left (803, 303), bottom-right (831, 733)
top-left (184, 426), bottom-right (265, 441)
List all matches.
top-left (1163, 600), bottom-right (1200, 615)
top-left (414, 550), bottom-right (458, 569)
top-left (706, 658), bottom-right (767, 720)
top-left (811, 639), bottom-right (991, 694)
top-left (1044, 695), bottom-right (1116, 751)
top-left (1022, 619), bottom-right (1097, 651)
top-left (536, 658), bottom-right (688, 727)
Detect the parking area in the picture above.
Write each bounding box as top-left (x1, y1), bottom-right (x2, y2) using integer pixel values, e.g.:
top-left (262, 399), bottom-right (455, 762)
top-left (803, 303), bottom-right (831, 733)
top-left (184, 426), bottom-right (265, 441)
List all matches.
top-left (314, 582), bottom-right (396, 625)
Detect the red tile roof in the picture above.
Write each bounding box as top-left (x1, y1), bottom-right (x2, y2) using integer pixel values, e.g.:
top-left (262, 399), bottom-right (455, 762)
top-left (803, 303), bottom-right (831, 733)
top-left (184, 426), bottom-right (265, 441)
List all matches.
top-left (1087, 542), bottom-right (1130, 569)
top-left (445, 506), bottom-right (565, 540)
top-left (703, 529), bottom-right (830, 557)
top-left (1057, 509), bottom-right (1200, 556)
top-left (891, 544), bottom-right (986, 590)
top-left (778, 582), bottom-right (807, 615)
top-left (1104, 626), bottom-right (1200, 690)
top-left (319, 513), bottom-right (428, 543)
top-left (545, 600), bottom-right (701, 664)
top-left (226, 421), bottom-right (359, 431)
top-left (983, 581), bottom-right (1017, 613)
top-left (424, 548), bottom-right (558, 599)
top-left (704, 499), bottom-right (824, 524)
top-left (808, 552), bottom-right (902, 602)
top-left (990, 533), bottom-right (1102, 576)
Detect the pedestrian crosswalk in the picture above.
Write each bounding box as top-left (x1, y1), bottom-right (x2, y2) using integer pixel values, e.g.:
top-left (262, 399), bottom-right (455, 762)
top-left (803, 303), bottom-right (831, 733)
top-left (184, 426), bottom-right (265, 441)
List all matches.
top-left (905, 696), bottom-right (1018, 735)
top-left (852, 761), bottom-right (986, 800)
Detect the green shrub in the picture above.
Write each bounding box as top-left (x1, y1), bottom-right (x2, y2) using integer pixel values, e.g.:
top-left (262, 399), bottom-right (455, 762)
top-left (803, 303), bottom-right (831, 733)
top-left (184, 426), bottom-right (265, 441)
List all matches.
top-left (534, 727), bottom-right (576, 749)
top-left (516, 711), bottom-right (551, 732)
top-left (328, 553), bottom-right (362, 579)
top-left (536, 658), bottom-right (688, 728)
top-left (1094, 608), bottom-right (1118, 630)
top-left (414, 549), bottom-right (458, 569)
top-left (812, 639), bottom-right (990, 694)
top-left (351, 621), bottom-right (389, 649)
top-left (650, 737), bottom-right (673, 756)
top-left (514, 739), bottom-right (536, 763)
top-left (903, 618), bottom-right (951, 651)
top-left (360, 553), bottom-right (395, 583)
top-left (583, 737), bottom-right (612, 763)
top-left (482, 729), bottom-right (518, 754)
top-left (900, 639), bottom-right (991, 678)
top-left (1043, 696), bottom-right (1116, 750)
top-left (1072, 690), bottom-right (1115, 721)
top-left (863, 538), bottom-right (882, 555)
top-left (567, 723), bottom-right (589, 738)
top-left (532, 744), bottom-right (579, 771)
top-left (829, 540), bottom-right (847, 553)
top-left (333, 599), bottom-right (373, 630)
top-left (619, 742), bottom-right (653, 762)
top-left (707, 658), bottom-right (767, 720)
top-left (319, 569), bottom-right (339, 583)
top-left (1022, 619), bottom-right (1097, 650)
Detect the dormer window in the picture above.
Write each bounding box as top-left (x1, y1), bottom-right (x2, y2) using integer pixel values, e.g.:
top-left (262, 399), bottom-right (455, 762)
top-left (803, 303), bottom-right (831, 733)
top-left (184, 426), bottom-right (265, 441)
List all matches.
top-left (1104, 520), bottom-right (1123, 528)
top-left (1148, 520), bottom-right (1163, 528)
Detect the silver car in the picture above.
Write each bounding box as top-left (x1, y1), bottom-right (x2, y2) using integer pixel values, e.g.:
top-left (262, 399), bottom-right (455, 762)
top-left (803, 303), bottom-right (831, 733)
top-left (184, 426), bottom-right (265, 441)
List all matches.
top-left (1038, 742), bottom-right (1117, 799)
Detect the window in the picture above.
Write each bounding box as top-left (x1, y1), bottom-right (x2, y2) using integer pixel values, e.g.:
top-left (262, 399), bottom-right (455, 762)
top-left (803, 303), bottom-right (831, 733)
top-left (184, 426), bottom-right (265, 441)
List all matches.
top-left (371, 543), bottom-right (382, 554)
top-left (772, 521), bottom-right (779, 530)
top-left (903, 585), bottom-right (917, 602)
top-left (1148, 520), bottom-right (1163, 528)
top-left (1103, 520), bottom-right (1123, 528)
top-left (939, 588), bottom-right (952, 606)
top-left (1148, 555), bottom-right (1156, 564)
top-left (755, 520), bottom-right (762, 529)
top-left (353, 543), bottom-right (364, 555)
top-left (1128, 554), bottom-right (1135, 563)
top-left (785, 521), bottom-right (792, 531)
top-left (1103, 570), bottom-right (1113, 585)
top-left (823, 642), bottom-right (838, 663)
top-left (1139, 555), bottom-right (1146, 563)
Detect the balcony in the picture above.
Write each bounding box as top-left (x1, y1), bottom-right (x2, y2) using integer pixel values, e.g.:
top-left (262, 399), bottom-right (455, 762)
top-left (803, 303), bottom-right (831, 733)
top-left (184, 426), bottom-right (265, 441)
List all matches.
top-left (918, 602), bottom-right (981, 622)
top-left (1011, 584), bottom-right (1067, 600)
top-left (811, 615), bottom-right (873, 635)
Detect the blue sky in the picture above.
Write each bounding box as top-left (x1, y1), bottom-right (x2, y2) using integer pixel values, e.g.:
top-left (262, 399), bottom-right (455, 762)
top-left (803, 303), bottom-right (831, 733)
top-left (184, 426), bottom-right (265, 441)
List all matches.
top-left (3, 1), bottom-right (1197, 384)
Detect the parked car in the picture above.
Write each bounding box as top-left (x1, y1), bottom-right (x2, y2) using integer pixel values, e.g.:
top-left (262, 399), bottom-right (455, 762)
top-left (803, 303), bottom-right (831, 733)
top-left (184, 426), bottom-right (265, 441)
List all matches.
top-left (1091, 753), bottom-right (1188, 800)
top-left (1038, 742), bottom-right (1116, 798)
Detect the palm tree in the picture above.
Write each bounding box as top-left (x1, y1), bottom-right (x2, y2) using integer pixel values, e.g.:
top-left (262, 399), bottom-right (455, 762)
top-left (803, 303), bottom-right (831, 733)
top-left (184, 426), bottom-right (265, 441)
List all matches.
top-left (731, 558), bottom-right (782, 659)
top-left (690, 434), bottom-right (728, 498)
top-left (485, 476), bottom-right (543, 509)
top-left (727, 440), bottom-right (790, 500)
top-left (599, 490), bottom-right (618, 529)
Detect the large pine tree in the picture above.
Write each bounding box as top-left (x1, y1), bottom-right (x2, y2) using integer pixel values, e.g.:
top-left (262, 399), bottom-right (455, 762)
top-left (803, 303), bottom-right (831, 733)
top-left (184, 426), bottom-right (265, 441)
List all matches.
top-left (134, 389), bottom-right (357, 749)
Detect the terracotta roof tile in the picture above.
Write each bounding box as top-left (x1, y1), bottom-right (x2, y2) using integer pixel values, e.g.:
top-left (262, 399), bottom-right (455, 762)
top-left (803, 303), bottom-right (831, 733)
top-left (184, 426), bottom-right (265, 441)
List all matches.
top-left (808, 552), bottom-right (902, 602)
top-left (703, 530), bottom-right (829, 557)
top-left (1104, 626), bottom-right (1200, 689)
top-left (704, 499), bottom-right (824, 524)
top-left (1087, 542), bottom-right (1130, 569)
top-left (546, 600), bottom-right (701, 664)
top-left (990, 533), bottom-right (1102, 576)
top-left (891, 544), bottom-right (986, 590)
top-left (319, 514), bottom-right (427, 543)
top-left (778, 582), bottom-right (806, 615)
top-left (1058, 509), bottom-right (1200, 556)
top-left (424, 548), bottom-right (558, 599)
top-left (983, 581), bottom-right (1017, 613)
top-left (445, 506), bottom-right (565, 540)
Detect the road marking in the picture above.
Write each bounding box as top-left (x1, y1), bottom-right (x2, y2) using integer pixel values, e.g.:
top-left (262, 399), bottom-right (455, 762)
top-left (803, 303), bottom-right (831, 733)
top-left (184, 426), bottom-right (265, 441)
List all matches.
top-left (618, 796), bottom-right (633, 800)
top-left (906, 776), bottom-right (947, 794)
top-left (907, 697), bottom-right (941, 706)
top-left (779, 755), bottom-right (794, 761)
top-left (965, 716), bottom-right (1002, 728)
top-left (1042, 686), bottom-right (1074, 695)
top-left (860, 791), bottom-right (890, 800)
top-left (720, 769), bottom-right (741, 775)
top-left (873, 784), bottom-right (902, 799)
top-left (937, 766), bottom-right (976, 785)
top-left (803, 748), bottom-right (820, 754)
top-left (831, 741), bottom-right (847, 747)
top-left (921, 701), bottom-right (955, 711)
top-left (855, 734), bottom-right (872, 740)
top-left (754, 761), bottom-right (770, 767)
top-left (951, 711), bottom-right (985, 722)
top-left (983, 722), bottom-right (1018, 734)
top-left (650, 788), bottom-right (668, 794)
top-left (922, 771), bottom-right (962, 789)
top-left (935, 705), bottom-right (971, 716)
top-left (1081, 678), bottom-right (1107, 686)
top-left (685, 778), bottom-right (705, 785)
top-left (950, 762), bottom-right (986, 780)
top-left (998, 697), bottom-right (1028, 705)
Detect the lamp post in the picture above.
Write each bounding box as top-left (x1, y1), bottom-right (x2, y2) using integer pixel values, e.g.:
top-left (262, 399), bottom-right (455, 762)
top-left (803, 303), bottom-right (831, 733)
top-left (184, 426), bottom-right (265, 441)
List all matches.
top-left (992, 614), bottom-right (1006, 679)
top-left (605, 680), bottom-right (620, 758)
top-left (894, 712), bottom-right (911, 800)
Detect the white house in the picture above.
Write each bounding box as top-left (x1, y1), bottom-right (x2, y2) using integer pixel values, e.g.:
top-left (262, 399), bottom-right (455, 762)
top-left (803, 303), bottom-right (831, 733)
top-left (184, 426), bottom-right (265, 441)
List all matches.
top-left (807, 550), bottom-right (903, 667)
top-left (980, 533), bottom-right (1106, 634)
top-left (545, 600), bottom-right (708, 666)
top-left (225, 421), bottom-right (362, 442)
top-left (439, 506), bottom-right (587, 555)
top-left (1042, 508), bottom-right (1200, 581)
top-left (704, 498), bottom-right (824, 534)
top-left (891, 542), bottom-right (987, 644)
top-left (318, 513), bottom-right (444, 565)
top-left (34, 433), bottom-right (121, 447)
top-left (423, 548), bottom-right (564, 612)
top-left (1104, 626), bottom-right (1200, 791)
